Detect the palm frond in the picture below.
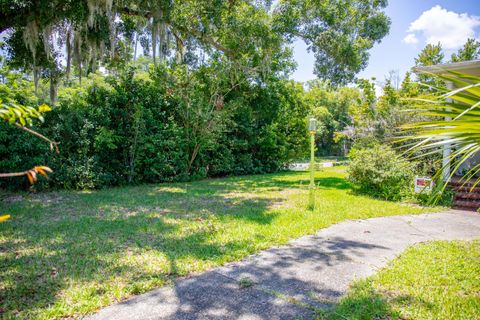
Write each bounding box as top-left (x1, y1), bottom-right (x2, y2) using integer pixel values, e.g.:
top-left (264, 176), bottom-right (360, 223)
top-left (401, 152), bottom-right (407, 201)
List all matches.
top-left (400, 69), bottom-right (480, 195)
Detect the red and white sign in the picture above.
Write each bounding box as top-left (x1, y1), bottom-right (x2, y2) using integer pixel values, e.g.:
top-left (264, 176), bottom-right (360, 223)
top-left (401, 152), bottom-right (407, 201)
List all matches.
top-left (414, 176), bottom-right (433, 193)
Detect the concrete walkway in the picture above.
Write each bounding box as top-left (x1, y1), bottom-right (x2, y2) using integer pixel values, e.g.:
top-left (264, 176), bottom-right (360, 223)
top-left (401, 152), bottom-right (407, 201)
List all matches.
top-left (88, 210), bottom-right (480, 320)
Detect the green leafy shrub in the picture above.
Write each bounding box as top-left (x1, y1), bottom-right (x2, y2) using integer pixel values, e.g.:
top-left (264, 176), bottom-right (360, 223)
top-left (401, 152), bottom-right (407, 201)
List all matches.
top-left (0, 68), bottom-right (309, 190)
top-left (414, 185), bottom-right (454, 207)
top-left (347, 145), bottom-right (415, 200)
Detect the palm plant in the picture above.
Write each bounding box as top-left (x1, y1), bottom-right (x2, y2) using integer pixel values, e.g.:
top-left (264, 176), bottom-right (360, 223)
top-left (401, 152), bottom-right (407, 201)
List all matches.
top-left (400, 69), bottom-right (480, 192)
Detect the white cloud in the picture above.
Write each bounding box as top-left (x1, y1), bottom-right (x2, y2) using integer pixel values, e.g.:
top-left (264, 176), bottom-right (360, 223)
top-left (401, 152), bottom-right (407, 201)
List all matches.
top-left (403, 33), bottom-right (419, 45)
top-left (405, 5), bottom-right (480, 49)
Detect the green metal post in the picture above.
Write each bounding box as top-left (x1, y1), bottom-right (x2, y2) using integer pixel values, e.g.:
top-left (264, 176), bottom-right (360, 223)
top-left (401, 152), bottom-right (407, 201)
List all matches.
top-left (308, 131), bottom-right (315, 210)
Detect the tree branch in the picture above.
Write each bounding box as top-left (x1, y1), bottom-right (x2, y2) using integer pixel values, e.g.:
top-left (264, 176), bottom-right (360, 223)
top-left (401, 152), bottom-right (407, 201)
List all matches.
top-left (0, 165), bottom-right (52, 183)
top-left (169, 22), bottom-right (237, 59)
top-left (15, 123), bottom-right (60, 153)
top-left (118, 7), bottom-right (236, 58)
top-left (0, 171), bottom-right (28, 178)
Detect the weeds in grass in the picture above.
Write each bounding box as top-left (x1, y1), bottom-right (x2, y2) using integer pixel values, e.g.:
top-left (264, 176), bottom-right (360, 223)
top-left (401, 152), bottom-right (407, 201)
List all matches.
top-left (238, 277), bottom-right (255, 289)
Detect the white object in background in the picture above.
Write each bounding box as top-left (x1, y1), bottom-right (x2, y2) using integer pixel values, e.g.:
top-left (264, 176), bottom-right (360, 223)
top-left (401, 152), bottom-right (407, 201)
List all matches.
top-left (289, 162), bottom-right (309, 171)
top-left (414, 176), bottom-right (433, 193)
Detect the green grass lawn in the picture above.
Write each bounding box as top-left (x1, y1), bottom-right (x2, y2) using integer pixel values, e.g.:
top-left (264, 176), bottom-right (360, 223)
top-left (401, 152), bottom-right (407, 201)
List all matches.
top-left (1, 167), bottom-right (439, 319)
top-left (321, 240), bottom-right (480, 320)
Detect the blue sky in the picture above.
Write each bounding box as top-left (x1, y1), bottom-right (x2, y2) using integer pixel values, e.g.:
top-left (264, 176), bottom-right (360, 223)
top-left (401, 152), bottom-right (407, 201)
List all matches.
top-left (291, 0), bottom-right (480, 84)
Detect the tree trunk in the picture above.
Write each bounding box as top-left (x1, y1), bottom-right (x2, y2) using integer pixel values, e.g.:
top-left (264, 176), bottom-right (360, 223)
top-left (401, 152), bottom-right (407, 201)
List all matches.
top-left (187, 144), bottom-right (201, 173)
top-left (152, 18), bottom-right (157, 65)
top-left (175, 33), bottom-right (185, 64)
top-left (49, 72), bottom-right (58, 106)
top-left (33, 66), bottom-right (40, 95)
top-left (133, 31), bottom-right (138, 64)
top-left (66, 28), bottom-right (72, 80)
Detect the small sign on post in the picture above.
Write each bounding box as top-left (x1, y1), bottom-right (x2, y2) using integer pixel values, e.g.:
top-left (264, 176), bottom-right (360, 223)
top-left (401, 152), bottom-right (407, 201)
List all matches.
top-left (414, 176), bottom-right (433, 193)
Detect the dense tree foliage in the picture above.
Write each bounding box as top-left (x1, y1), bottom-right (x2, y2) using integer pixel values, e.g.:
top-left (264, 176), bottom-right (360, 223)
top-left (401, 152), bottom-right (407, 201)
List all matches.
top-left (301, 71), bottom-right (421, 157)
top-left (0, 0), bottom-right (391, 189)
top-left (0, 0), bottom-right (390, 93)
top-left (414, 42), bottom-right (444, 90)
top-left (0, 65), bottom-right (309, 190)
top-left (274, 0), bottom-right (390, 85)
top-left (304, 80), bottom-right (359, 155)
top-left (412, 38), bottom-right (479, 92)
top-left (415, 43), bottom-right (444, 66)
top-left (451, 38), bottom-right (480, 62)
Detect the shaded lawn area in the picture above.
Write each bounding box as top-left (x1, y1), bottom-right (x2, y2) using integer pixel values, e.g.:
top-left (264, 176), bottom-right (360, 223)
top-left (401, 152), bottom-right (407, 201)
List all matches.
top-left (0, 167), bottom-right (439, 319)
top-left (321, 240), bottom-right (480, 320)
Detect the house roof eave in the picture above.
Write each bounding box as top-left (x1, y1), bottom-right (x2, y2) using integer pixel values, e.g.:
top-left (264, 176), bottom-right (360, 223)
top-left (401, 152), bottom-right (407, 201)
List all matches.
top-left (414, 59), bottom-right (480, 77)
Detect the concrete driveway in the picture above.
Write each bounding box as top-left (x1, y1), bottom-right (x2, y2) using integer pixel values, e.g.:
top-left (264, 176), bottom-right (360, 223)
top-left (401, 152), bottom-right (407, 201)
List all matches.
top-left (88, 210), bottom-right (480, 320)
